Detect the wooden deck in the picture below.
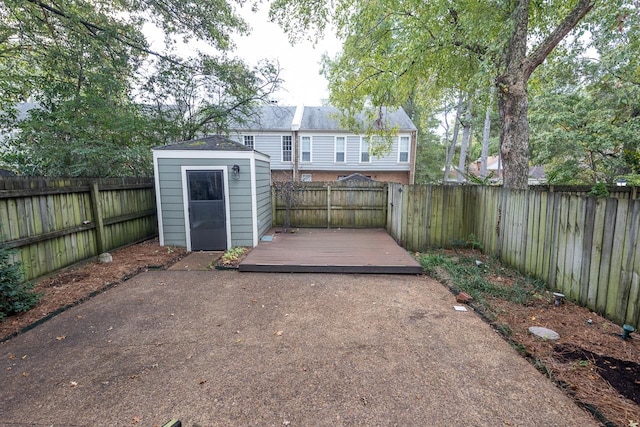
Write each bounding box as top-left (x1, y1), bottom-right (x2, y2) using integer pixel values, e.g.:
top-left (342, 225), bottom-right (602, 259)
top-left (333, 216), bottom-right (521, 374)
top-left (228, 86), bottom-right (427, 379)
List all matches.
top-left (239, 228), bottom-right (423, 274)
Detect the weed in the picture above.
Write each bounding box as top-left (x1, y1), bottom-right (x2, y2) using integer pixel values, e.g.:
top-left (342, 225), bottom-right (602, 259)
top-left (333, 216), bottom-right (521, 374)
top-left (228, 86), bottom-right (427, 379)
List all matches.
top-left (221, 247), bottom-right (247, 265)
top-left (450, 234), bottom-right (484, 251)
top-left (496, 324), bottom-right (512, 337)
top-left (419, 251), bottom-right (545, 307)
top-left (588, 183), bottom-right (609, 198)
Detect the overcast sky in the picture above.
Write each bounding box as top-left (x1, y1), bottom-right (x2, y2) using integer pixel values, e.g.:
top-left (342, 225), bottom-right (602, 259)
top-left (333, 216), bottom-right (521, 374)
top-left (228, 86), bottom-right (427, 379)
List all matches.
top-left (233, 5), bottom-right (341, 107)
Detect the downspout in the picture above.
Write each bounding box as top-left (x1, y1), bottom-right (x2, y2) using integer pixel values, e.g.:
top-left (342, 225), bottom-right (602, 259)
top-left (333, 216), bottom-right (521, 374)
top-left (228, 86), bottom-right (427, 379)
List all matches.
top-left (409, 130), bottom-right (418, 184)
top-left (293, 130), bottom-right (299, 181)
top-left (291, 105), bottom-right (304, 181)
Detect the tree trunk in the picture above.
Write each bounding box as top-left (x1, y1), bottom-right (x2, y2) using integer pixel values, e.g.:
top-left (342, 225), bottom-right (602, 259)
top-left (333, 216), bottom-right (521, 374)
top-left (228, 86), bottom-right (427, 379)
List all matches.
top-left (458, 97), bottom-right (472, 182)
top-left (497, 76), bottom-right (530, 189)
top-left (495, 0), bottom-right (595, 189)
top-left (480, 88), bottom-right (493, 178)
top-left (444, 94), bottom-right (464, 182)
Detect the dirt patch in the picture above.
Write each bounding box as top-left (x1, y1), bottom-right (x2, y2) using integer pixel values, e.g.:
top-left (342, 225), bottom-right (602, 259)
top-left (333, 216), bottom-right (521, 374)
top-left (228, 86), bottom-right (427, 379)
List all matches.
top-left (0, 238), bottom-right (186, 340)
top-left (2, 241), bottom-right (638, 426)
top-left (489, 296), bottom-right (639, 426)
top-left (427, 249), bottom-right (639, 427)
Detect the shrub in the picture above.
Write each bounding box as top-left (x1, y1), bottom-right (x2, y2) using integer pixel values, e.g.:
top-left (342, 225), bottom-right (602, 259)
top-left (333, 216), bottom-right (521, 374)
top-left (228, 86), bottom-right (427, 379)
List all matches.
top-left (0, 242), bottom-right (41, 320)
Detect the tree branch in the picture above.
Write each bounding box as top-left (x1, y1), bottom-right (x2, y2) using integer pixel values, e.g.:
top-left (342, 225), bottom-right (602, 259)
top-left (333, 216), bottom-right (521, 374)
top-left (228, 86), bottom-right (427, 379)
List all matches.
top-left (524, 0), bottom-right (595, 78)
top-left (25, 0), bottom-right (187, 68)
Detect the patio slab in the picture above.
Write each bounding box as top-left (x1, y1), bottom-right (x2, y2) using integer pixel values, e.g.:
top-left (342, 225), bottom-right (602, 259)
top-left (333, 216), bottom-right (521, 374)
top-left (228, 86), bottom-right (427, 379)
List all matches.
top-left (240, 228), bottom-right (423, 274)
top-left (0, 270), bottom-right (598, 426)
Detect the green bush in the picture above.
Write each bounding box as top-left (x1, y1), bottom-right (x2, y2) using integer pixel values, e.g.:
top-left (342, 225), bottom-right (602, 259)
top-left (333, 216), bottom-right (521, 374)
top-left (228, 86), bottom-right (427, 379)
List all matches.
top-left (0, 243), bottom-right (41, 320)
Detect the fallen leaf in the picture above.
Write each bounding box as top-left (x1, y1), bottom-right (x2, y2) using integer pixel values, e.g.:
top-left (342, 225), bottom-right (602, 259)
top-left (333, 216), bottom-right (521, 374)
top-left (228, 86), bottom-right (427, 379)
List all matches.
top-left (56, 336), bottom-right (66, 341)
top-left (8, 353), bottom-right (15, 360)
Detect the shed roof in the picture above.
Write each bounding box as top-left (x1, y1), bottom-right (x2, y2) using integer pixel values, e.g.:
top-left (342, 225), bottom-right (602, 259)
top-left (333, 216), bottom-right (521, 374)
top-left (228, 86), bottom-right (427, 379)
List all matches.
top-left (153, 135), bottom-right (253, 151)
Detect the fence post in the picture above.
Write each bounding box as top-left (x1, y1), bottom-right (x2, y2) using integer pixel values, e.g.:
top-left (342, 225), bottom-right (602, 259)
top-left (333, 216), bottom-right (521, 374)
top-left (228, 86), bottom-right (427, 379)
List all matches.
top-left (271, 186), bottom-right (277, 226)
top-left (90, 180), bottom-right (106, 254)
top-left (326, 185), bottom-right (332, 228)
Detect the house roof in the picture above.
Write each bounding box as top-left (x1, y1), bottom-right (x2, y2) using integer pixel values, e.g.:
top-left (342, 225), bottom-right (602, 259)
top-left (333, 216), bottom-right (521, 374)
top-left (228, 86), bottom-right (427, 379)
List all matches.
top-left (153, 135), bottom-right (254, 151)
top-left (232, 105), bottom-right (417, 132)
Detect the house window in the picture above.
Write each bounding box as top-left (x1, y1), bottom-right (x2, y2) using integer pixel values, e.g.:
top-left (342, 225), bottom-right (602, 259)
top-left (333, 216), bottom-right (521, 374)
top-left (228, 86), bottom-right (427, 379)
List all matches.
top-left (399, 136), bottom-right (410, 163)
top-left (282, 135), bottom-right (292, 162)
top-left (301, 136), bottom-right (311, 162)
top-left (301, 173), bottom-right (312, 182)
top-left (335, 136), bottom-right (346, 163)
top-left (360, 137), bottom-right (371, 163)
top-left (243, 135), bottom-right (254, 149)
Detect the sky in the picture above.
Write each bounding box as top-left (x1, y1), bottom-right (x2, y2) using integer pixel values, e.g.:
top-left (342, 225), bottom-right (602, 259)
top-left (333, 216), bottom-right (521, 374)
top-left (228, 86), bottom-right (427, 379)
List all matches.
top-left (232, 5), bottom-right (341, 107)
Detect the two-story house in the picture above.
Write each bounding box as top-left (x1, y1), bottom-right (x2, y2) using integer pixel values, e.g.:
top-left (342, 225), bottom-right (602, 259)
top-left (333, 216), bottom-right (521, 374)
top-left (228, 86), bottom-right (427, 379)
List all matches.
top-left (229, 105), bottom-right (418, 184)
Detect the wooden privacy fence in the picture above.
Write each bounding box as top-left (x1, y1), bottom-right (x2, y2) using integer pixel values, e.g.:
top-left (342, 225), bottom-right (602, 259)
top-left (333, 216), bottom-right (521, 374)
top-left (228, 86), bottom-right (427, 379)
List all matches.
top-left (0, 177), bottom-right (158, 281)
top-left (272, 181), bottom-right (388, 228)
top-left (389, 183), bottom-right (640, 329)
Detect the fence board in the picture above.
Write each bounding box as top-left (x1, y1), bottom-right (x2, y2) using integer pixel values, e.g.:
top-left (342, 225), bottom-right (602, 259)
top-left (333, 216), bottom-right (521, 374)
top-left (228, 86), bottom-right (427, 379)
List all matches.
top-left (568, 196), bottom-right (583, 300)
top-left (272, 182), bottom-right (388, 229)
top-left (0, 177), bottom-right (157, 281)
top-left (605, 199), bottom-right (629, 321)
top-left (384, 184), bottom-right (640, 328)
top-left (617, 201), bottom-right (639, 325)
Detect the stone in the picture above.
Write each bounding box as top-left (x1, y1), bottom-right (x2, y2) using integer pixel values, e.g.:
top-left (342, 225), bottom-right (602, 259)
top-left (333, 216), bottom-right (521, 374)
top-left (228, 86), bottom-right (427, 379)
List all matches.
top-left (98, 252), bottom-right (113, 263)
top-left (528, 326), bottom-right (560, 340)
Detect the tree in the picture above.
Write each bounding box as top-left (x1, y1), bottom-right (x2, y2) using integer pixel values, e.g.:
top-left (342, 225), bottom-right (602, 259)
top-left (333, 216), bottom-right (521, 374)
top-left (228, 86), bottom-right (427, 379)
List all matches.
top-left (528, 6), bottom-right (640, 185)
top-left (0, 0), bottom-right (281, 176)
top-left (139, 56), bottom-right (282, 143)
top-left (270, 0), bottom-right (597, 189)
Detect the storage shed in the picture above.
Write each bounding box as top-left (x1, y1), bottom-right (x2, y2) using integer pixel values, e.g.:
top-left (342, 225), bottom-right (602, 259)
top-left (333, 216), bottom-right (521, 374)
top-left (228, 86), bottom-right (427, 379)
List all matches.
top-left (153, 135), bottom-right (272, 251)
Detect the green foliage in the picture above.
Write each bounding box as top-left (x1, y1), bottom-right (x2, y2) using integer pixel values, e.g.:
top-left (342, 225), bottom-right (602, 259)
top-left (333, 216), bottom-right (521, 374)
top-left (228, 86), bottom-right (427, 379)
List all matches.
top-left (451, 234), bottom-right (483, 250)
top-left (0, 0), bottom-right (281, 177)
top-left (0, 243), bottom-right (41, 320)
top-left (588, 183), bottom-right (610, 198)
top-left (419, 252), bottom-right (547, 309)
top-left (529, 1), bottom-right (640, 185)
top-left (271, 0), bottom-right (597, 189)
top-left (221, 247), bottom-right (248, 265)
top-left (413, 106), bottom-right (447, 184)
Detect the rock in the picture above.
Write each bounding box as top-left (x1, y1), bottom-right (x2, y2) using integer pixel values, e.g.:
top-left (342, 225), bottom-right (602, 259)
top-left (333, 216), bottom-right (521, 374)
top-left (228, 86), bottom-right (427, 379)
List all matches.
top-left (98, 252), bottom-right (112, 263)
top-left (528, 326), bottom-right (560, 340)
top-left (456, 291), bottom-right (473, 304)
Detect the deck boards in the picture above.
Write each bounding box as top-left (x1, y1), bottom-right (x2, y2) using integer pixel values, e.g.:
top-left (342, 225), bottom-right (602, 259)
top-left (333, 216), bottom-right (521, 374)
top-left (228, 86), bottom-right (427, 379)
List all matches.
top-left (239, 228), bottom-right (423, 274)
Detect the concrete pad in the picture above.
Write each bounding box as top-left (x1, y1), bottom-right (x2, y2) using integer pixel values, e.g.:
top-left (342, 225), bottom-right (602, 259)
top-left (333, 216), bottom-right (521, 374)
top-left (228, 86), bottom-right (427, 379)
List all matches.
top-left (0, 271), bottom-right (598, 426)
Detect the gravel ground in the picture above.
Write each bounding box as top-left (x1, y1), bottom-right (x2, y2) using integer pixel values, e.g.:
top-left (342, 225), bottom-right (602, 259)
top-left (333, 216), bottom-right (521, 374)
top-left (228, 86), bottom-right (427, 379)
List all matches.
top-left (0, 267), bottom-right (599, 427)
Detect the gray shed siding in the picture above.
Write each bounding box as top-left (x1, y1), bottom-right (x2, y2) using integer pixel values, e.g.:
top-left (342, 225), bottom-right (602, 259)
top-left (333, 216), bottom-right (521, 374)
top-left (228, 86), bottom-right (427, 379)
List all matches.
top-left (156, 157), bottom-right (254, 248)
top-left (255, 159), bottom-right (272, 237)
